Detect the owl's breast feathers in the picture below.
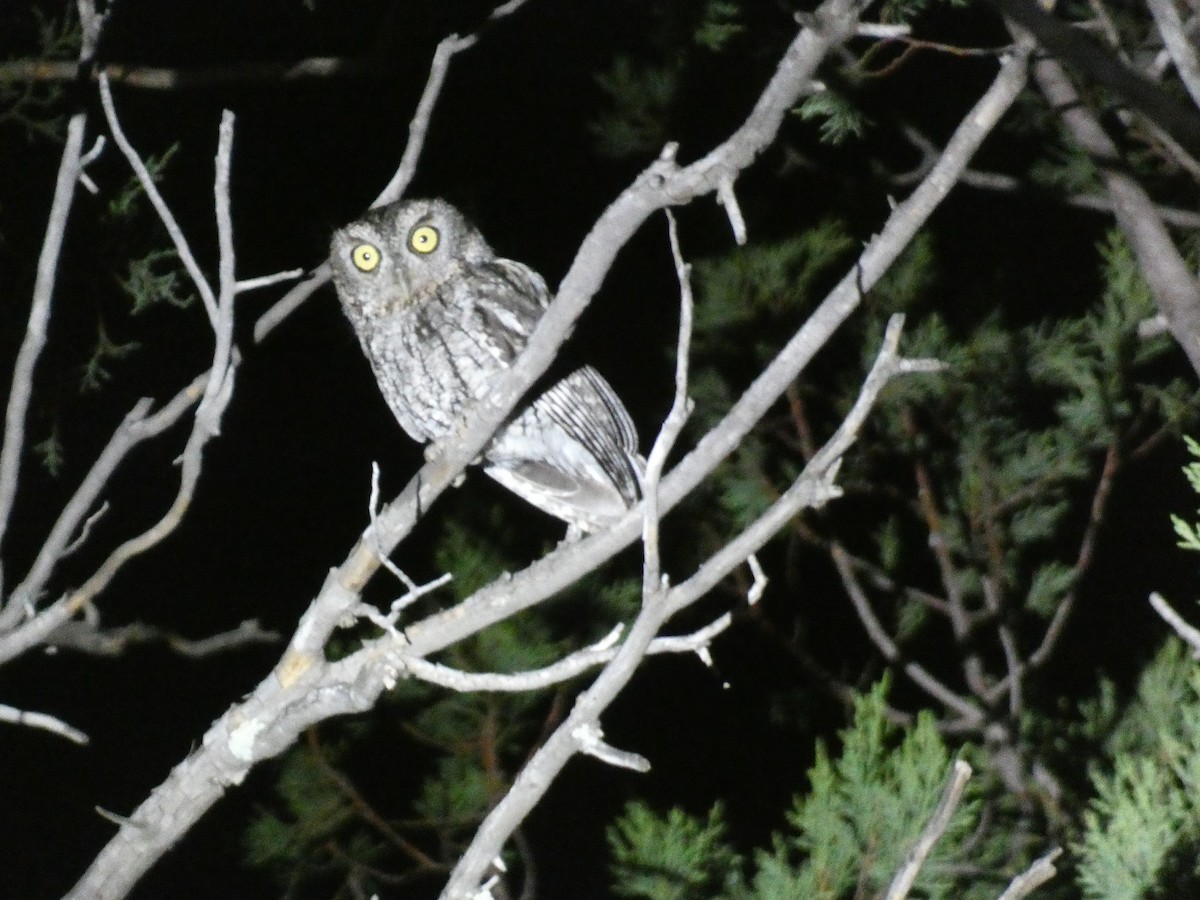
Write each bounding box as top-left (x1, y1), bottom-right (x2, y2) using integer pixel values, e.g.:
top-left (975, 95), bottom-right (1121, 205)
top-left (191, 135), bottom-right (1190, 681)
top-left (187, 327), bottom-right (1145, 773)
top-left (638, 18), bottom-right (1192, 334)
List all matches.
top-left (354, 256), bottom-right (545, 442)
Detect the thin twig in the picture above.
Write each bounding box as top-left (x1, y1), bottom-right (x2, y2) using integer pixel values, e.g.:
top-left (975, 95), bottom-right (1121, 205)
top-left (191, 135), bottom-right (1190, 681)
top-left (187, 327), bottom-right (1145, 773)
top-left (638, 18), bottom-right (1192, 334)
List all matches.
top-left (979, 482), bottom-right (1024, 718)
top-left (368, 462), bottom-right (421, 594)
top-left (46, 617), bottom-right (280, 657)
top-left (1024, 442), bottom-right (1118, 671)
top-left (306, 728), bottom-right (442, 870)
top-left (642, 208), bottom-right (696, 594)
top-left (1, 396), bottom-right (146, 624)
top-left (995, 847), bottom-right (1062, 900)
top-left (0, 114), bottom-right (90, 576)
top-left (97, 74), bottom-right (218, 324)
top-left (856, 22), bottom-right (912, 38)
top-left (1149, 591), bottom-right (1200, 656)
top-left (58, 112), bottom-right (242, 619)
top-left (904, 407), bottom-right (970, 638)
top-left (573, 722), bottom-right (650, 772)
top-left (236, 269), bottom-right (304, 293)
top-left (717, 175), bottom-right (748, 246)
top-left (892, 124), bottom-right (1200, 229)
top-left (210, 108), bottom-right (237, 375)
top-left (0, 56), bottom-right (383, 90)
top-left (169, 620), bottom-right (281, 657)
top-left (0, 375), bottom-right (206, 635)
top-left (354, 572), bottom-right (453, 637)
top-left (403, 614), bottom-right (731, 692)
top-left (830, 541), bottom-right (983, 724)
top-left (903, 410), bottom-right (991, 700)
top-left (61, 502), bottom-right (109, 558)
top-left (746, 553), bottom-right (767, 604)
top-left (0, 702), bottom-right (89, 745)
top-left (885, 759), bottom-right (972, 900)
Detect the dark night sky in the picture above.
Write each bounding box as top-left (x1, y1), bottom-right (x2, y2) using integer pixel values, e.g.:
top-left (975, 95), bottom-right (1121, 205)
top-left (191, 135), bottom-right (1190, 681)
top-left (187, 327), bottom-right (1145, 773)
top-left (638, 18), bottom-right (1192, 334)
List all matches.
top-left (0, 2), bottom-right (1196, 897)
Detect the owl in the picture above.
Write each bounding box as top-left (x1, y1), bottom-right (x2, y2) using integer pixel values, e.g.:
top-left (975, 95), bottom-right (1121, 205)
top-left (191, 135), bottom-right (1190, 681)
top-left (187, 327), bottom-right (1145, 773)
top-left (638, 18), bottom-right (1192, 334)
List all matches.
top-left (329, 198), bottom-right (642, 534)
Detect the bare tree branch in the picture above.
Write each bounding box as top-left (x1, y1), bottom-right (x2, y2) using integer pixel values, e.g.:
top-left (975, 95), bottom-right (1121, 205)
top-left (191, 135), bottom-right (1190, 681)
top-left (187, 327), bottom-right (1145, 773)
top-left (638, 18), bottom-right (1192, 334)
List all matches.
top-left (642, 205), bottom-right (696, 593)
top-left (1028, 43), bottom-right (1200, 377)
top-left (1149, 591), bottom-right (1200, 655)
top-left (1080, 0), bottom-right (1200, 187)
top-left (403, 614), bottom-right (731, 693)
top-left (0, 0), bottom-right (107, 615)
top-left (46, 618), bottom-right (280, 658)
top-left (0, 702), bottom-right (88, 745)
top-left (98, 74), bottom-right (218, 325)
top-left (885, 759), bottom-right (973, 900)
top-left (0, 101), bottom-right (251, 673)
top-left (996, 847), bottom-right (1062, 900)
top-left (0, 113), bottom-right (91, 583)
top-left (830, 542), bottom-right (985, 724)
top-left (53, 110), bottom-right (241, 624)
top-left (986, 0), bottom-right (1200, 158)
top-left (0, 56), bottom-right (375, 90)
top-left (1147, 0), bottom-right (1200, 109)
top-left (0, 376), bottom-right (205, 637)
top-left (892, 124), bottom-right (1200, 229)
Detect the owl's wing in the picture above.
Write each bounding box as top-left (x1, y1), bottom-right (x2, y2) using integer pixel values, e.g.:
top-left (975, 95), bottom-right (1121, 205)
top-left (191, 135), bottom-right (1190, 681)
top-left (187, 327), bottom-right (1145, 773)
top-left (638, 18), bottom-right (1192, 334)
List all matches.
top-left (532, 366), bottom-right (641, 499)
top-left (484, 366), bottom-right (642, 532)
top-left (467, 258), bottom-right (552, 365)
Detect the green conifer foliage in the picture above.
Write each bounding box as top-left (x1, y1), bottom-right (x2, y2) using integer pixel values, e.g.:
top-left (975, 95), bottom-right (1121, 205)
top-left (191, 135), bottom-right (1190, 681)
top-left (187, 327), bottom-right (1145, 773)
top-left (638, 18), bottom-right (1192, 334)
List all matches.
top-left (608, 683), bottom-right (1010, 899)
top-left (1075, 640), bottom-right (1200, 898)
top-left (1074, 442), bottom-right (1200, 898)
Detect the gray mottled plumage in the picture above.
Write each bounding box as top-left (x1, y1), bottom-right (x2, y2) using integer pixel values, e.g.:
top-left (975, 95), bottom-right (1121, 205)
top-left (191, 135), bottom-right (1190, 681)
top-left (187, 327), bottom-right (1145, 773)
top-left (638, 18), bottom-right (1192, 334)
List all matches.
top-left (329, 198), bottom-right (641, 532)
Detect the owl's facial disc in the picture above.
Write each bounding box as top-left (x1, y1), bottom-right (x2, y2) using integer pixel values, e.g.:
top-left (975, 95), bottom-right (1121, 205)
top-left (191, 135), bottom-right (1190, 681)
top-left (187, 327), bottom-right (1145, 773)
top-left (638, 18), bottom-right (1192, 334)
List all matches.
top-left (408, 224), bottom-right (440, 255)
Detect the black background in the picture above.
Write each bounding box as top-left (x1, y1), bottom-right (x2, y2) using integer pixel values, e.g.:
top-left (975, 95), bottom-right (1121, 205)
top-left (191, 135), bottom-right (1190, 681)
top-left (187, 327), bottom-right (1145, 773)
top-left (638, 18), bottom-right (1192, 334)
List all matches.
top-left (0, 1), bottom-right (1193, 897)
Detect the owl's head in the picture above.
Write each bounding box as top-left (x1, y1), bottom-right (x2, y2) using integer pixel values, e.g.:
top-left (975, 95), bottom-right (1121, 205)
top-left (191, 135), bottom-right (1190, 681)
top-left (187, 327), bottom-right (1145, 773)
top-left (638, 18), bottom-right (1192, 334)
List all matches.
top-left (329, 198), bottom-right (494, 315)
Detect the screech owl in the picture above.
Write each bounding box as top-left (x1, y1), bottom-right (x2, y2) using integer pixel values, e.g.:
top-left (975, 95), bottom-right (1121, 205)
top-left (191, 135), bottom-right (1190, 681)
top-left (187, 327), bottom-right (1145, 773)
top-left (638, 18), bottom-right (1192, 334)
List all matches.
top-left (329, 198), bottom-right (642, 534)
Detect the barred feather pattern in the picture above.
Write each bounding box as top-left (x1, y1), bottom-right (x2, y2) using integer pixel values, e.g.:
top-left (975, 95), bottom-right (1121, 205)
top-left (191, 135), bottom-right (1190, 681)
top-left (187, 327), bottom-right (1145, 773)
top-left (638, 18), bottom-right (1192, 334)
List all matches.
top-left (330, 198), bottom-right (641, 532)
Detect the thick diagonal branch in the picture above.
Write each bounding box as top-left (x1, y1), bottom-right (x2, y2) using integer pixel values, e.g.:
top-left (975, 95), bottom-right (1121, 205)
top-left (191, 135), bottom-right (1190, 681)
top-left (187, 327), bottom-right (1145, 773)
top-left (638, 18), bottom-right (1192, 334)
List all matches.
top-left (1029, 48), bottom-right (1200, 377)
top-left (987, 0), bottom-right (1200, 158)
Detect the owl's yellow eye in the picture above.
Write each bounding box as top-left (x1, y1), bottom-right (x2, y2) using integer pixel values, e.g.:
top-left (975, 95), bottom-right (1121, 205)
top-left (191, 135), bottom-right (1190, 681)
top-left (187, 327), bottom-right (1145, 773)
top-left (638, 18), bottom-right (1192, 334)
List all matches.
top-left (409, 225), bottom-right (440, 255)
top-left (352, 243), bottom-right (381, 272)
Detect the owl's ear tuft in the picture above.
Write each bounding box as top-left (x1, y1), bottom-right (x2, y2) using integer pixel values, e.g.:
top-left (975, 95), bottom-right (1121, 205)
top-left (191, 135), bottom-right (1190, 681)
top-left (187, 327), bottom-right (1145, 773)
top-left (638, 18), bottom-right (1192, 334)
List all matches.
top-left (352, 243), bottom-right (382, 272)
